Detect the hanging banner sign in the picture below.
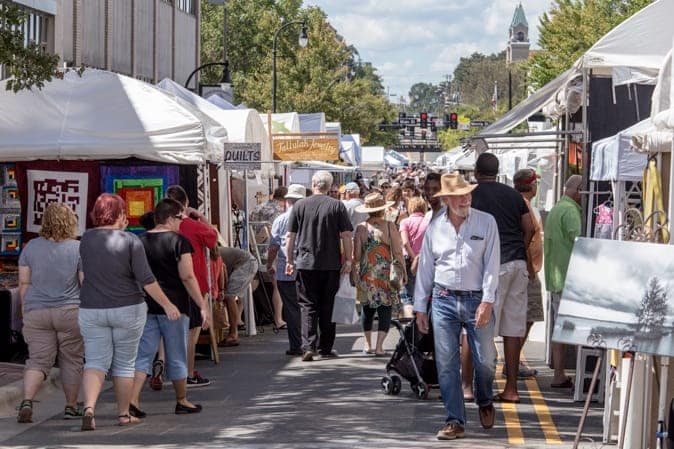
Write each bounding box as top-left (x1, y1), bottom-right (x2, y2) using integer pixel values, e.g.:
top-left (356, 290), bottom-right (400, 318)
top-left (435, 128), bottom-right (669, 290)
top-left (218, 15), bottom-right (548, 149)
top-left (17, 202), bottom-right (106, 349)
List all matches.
top-left (224, 143), bottom-right (261, 170)
top-left (272, 136), bottom-right (339, 161)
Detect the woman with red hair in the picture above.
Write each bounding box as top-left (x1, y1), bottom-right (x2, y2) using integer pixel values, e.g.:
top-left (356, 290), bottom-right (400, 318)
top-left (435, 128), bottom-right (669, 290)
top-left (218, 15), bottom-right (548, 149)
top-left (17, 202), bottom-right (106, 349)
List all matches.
top-left (77, 193), bottom-right (180, 430)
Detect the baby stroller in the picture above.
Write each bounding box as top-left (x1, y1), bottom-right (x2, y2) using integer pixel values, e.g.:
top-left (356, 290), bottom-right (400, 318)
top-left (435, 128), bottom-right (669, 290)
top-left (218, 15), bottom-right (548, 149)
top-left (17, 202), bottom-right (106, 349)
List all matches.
top-left (381, 317), bottom-right (437, 400)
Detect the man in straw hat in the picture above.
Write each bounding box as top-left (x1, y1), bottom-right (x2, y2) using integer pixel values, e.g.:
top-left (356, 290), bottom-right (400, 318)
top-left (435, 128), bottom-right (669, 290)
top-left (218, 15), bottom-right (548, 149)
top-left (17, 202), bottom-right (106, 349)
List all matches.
top-left (267, 184), bottom-right (306, 356)
top-left (414, 172), bottom-right (499, 440)
top-left (285, 171), bottom-right (353, 362)
top-left (469, 153), bottom-right (534, 404)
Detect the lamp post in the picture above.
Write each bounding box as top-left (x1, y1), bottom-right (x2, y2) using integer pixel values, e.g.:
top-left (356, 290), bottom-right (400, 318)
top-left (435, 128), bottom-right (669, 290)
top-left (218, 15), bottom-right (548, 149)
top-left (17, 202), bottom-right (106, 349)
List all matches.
top-left (184, 60), bottom-right (232, 93)
top-left (272, 20), bottom-right (308, 113)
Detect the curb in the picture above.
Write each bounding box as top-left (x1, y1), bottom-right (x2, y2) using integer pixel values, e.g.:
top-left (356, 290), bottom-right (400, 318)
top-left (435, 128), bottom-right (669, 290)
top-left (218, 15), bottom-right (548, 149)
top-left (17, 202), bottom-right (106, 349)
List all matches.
top-left (0, 366), bottom-right (61, 418)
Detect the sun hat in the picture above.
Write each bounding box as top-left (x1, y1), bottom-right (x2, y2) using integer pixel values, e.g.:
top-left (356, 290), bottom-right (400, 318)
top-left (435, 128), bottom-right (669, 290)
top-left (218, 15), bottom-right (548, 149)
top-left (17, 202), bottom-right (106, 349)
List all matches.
top-left (285, 184), bottom-right (306, 199)
top-left (344, 182), bottom-right (360, 192)
top-left (434, 173), bottom-right (477, 197)
top-left (355, 192), bottom-right (395, 213)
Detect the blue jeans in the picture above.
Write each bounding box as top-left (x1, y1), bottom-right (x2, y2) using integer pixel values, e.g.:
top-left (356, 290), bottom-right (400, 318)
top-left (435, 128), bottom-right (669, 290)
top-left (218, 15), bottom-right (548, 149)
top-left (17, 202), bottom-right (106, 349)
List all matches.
top-left (135, 314), bottom-right (189, 381)
top-left (431, 286), bottom-right (496, 425)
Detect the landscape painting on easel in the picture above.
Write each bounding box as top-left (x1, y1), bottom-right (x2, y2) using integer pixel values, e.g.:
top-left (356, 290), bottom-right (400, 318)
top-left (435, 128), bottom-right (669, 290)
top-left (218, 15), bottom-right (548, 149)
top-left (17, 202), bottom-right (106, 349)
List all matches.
top-left (553, 237), bottom-right (674, 357)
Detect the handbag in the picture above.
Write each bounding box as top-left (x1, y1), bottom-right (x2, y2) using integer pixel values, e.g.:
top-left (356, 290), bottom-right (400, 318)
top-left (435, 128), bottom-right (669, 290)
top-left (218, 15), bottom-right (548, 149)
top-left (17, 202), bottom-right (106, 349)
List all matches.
top-left (386, 221), bottom-right (405, 290)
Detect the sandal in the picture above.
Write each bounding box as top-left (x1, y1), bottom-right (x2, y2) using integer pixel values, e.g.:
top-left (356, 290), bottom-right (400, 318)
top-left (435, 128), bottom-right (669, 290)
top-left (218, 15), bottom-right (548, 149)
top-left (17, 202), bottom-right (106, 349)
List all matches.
top-left (81, 407), bottom-right (95, 431)
top-left (117, 413), bottom-right (140, 426)
top-left (17, 399), bottom-right (33, 423)
top-left (218, 338), bottom-right (239, 347)
top-left (551, 376), bottom-right (574, 388)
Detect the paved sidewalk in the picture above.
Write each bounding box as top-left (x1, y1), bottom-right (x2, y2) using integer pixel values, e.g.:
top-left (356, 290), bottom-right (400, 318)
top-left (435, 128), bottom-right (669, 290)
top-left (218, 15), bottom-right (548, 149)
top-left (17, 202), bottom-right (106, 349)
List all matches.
top-left (0, 324), bottom-right (604, 449)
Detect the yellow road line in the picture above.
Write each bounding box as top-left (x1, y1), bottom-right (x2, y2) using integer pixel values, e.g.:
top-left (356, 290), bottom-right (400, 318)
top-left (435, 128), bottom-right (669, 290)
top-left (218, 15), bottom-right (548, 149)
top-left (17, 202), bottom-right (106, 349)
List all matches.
top-left (524, 377), bottom-right (563, 444)
top-left (495, 377), bottom-right (525, 445)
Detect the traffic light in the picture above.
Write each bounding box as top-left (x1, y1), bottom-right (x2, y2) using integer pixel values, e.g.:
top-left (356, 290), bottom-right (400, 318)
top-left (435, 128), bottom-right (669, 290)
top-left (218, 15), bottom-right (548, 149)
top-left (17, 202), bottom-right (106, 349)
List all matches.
top-left (443, 113), bottom-right (450, 129)
top-left (419, 112), bottom-right (428, 129)
top-left (449, 112), bottom-right (458, 130)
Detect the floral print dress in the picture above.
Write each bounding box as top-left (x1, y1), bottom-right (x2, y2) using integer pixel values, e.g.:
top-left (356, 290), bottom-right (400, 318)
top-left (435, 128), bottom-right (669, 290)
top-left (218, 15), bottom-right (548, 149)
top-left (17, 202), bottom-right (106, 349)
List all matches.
top-left (356, 222), bottom-right (399, 308)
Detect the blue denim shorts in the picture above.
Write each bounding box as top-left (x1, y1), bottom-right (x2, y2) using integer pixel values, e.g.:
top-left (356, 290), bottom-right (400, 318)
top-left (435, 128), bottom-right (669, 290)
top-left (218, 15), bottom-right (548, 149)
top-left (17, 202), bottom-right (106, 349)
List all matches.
top-left (135, 314), bottom-right (189, 381)
top-left (78, 302), bottom-right (147, 378)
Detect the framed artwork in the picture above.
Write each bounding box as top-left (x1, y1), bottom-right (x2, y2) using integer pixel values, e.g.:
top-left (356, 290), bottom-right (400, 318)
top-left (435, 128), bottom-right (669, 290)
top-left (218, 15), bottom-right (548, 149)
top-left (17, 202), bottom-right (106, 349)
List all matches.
top-left (2, 187), bottom-right (20, 208)
top-left (0, 234), bottom-right (20, 255)
top-left (26, 170), bottom-right (88, 235)
top-left (553, 238), bottom-right (674, 357)
top-left (1, 214), bottom-right (20, 232)
top-left (4, 165), bottom-right (17, 186)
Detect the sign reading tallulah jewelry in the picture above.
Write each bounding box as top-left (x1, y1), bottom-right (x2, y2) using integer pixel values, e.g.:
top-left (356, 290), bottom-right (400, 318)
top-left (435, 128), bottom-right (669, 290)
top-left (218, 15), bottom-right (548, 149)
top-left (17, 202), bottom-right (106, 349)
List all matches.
top-left (272, 135), bottom-right (339, 161)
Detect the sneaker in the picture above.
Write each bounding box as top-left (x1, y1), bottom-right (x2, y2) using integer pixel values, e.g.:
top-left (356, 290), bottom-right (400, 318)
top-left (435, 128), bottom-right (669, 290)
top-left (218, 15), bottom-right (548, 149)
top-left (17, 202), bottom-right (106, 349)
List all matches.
top-left (17, 399), bottom-right (33, 423)
top-left (186, 371), bottom-right (211, 388)
top-left (63, 404), bottom-right (83, 420)
top-left (149, 360), bottom-right (164, 391)
top-left (436, 422), bottom-right (465, 440)
top-left (301, 351), bottom-right (314, 362)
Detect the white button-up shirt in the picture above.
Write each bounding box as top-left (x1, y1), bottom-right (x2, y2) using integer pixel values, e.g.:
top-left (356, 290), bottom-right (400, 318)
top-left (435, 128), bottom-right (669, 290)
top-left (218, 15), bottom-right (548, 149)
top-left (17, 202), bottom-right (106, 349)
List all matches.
top-left (413, 206), bottom-right (500, 313)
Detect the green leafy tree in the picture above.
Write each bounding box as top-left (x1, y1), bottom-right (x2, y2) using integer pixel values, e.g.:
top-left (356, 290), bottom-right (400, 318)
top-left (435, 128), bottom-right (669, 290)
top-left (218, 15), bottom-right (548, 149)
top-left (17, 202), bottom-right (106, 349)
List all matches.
top-left (527, 0), bottom-right (652, 88)
top-left (200, 0), bottom-right (396, 145)
top-left (408, 82), bottom-right (443, 115)
top-left (0, 1), bottom-right (60, 92)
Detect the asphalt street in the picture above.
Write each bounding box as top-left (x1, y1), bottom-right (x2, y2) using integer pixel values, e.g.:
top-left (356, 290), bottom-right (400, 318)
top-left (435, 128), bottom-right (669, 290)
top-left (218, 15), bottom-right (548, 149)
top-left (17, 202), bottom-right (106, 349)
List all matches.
top-left (0, 324), bottom-right (603, 449)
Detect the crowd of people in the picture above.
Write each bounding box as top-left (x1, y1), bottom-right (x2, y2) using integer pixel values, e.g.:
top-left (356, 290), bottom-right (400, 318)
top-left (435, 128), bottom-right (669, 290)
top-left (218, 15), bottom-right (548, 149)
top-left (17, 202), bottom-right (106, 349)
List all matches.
top-left (15, 161), bottom-right (583, 441)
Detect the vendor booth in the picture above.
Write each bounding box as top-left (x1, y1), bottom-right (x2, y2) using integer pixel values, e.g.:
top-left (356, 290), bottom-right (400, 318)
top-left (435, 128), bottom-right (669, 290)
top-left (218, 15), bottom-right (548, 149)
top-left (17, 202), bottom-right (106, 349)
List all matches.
top-left (0, 69), bottom-right (228, 360)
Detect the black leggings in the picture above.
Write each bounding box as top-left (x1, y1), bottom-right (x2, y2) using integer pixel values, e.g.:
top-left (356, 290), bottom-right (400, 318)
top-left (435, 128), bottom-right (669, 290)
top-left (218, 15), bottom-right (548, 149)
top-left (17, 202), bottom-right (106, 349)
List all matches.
top-left (361, 305), bottom-right (393, 332)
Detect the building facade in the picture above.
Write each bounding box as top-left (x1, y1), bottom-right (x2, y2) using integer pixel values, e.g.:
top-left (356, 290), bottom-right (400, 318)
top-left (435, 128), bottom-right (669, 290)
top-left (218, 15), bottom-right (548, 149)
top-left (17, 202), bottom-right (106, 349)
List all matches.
top-left (506, 2), bottom-right (530, 65)
top-left (2, 0), bottom-right (201, 88)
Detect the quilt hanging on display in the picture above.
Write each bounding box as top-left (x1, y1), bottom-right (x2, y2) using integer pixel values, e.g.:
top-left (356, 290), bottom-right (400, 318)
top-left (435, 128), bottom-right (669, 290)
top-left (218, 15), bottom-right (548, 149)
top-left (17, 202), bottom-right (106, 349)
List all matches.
top-left (16, 161), bottom-right (101, 241)
top-left (100, 165), bottom-right (180, 232)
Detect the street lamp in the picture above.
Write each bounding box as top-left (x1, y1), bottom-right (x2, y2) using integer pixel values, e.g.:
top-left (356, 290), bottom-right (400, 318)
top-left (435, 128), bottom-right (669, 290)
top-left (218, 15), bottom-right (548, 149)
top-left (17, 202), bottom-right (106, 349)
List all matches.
top-left (272, 20), bottom-right (308, 113)
top-left (184, 60), bottom-right (232, 93)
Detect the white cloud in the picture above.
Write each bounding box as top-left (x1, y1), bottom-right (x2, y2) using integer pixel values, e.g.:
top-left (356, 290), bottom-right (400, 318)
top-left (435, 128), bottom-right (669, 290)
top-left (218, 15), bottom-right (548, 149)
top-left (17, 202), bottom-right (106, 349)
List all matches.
top-left (305, 0), bottom-right (555, 96)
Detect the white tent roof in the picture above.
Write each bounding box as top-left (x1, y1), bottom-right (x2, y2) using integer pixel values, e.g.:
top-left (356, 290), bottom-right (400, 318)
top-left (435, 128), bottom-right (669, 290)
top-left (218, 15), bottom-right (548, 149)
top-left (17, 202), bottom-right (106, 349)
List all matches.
top-left (0, 69), bottom-right (226, 164)
top-left (582, 0), bottom-right (674, 73)
top-left (361, 146), bottom-right (385, 166)
top-left (260, 112), bottom-right (301, 134)
top-left (590, 118), bottom-right (651, 181)
top-left (206, 94), bottom-right (240, 110)
top-left (298, 113), bottom-right (326, 132)
top-left (340, 134), bottom-right (361, 166)
top-left (157, 78), bottom-right (270, 162)
top-left (326, 122), bottom-right (342, 136)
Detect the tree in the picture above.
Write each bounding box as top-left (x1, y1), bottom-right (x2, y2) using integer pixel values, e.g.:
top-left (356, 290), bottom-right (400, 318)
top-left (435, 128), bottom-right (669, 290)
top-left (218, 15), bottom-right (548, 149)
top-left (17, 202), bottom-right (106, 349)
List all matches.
top-left (0, 1), bottom-right (60, 92)
top-left (527, 0), bottom-right (653, 89)
top-left (200, 0), bottom-right (396, 145)
top-left (407, 82), bottom-right (442, 115)
top-left (636, 276), bottom-right (668, 334)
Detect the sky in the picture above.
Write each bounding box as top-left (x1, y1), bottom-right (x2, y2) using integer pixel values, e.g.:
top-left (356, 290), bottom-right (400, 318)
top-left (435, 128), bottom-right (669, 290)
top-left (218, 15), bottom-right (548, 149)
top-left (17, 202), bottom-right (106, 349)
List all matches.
top-left (303, 0), bottom-right (554, 101)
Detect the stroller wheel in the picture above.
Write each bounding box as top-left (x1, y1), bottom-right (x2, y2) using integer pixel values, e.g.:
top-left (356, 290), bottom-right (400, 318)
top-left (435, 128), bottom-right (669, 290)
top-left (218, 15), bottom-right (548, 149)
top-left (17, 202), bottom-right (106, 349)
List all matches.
top-left (381, 376), bottom-right (393, 395)
top-left (413, 382), bottom-right (429, 400)
top-left (391, 375), bottom-right (402, 395)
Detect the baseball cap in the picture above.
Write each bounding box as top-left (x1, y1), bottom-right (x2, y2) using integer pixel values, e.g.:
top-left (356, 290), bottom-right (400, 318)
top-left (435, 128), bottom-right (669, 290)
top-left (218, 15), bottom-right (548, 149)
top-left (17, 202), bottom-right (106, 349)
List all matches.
top-left (344, 182), bottom-right (360, 192)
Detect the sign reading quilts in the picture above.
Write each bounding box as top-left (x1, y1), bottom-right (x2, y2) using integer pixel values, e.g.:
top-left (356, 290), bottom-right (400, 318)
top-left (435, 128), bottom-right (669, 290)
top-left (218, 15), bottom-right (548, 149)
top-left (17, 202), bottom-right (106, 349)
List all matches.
top-left (100, 165), bottom-right (180, 233)
top-left (26, 170), bottom-right (88, 236)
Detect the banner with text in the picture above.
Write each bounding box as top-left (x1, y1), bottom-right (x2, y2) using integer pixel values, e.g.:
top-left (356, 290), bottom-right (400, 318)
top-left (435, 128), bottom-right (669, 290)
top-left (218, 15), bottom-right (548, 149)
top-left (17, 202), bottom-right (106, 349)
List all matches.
top-left (224, 143), bottom-right (261, 170)
top-left (272, 135), bottom-right (339, 161)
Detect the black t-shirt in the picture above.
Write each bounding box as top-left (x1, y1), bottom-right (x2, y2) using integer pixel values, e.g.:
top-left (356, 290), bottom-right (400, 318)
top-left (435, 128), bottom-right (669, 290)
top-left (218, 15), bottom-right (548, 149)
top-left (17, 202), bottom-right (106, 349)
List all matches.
top-left (288, 194), bottom-right (353, 271)
top-left (471, 181), bottom-right (529, 264)
top-left (139, 231), bottom-right (194, 315)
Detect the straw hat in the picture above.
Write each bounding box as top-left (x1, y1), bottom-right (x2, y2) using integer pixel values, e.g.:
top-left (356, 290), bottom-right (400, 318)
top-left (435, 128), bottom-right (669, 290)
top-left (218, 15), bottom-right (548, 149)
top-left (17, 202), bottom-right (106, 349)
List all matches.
top-left (434, 173), bottom-right (477, 197)
top-left (355, 192), bottom-right (395, 213)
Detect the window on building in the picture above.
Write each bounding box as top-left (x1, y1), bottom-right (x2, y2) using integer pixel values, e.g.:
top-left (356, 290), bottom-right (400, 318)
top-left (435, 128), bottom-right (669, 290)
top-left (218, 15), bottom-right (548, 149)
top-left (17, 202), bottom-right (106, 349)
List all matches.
top-left (516, 31), bottom-right (525, 42)
top-left (177, 0), bottom-right (196, 16)
top-left (1, 9), bottom-right (50, 81)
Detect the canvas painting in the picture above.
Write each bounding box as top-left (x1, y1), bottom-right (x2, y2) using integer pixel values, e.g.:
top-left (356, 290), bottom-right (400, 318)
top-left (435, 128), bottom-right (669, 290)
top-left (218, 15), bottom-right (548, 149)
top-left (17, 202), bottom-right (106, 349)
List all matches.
top-left (553, 237), bottom-right (674, 357)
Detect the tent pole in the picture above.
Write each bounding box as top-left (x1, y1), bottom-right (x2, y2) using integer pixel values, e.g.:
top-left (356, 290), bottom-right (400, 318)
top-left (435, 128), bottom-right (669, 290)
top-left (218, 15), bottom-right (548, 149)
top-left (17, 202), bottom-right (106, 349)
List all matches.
top-left (581, 67), bottom-right (590, 236)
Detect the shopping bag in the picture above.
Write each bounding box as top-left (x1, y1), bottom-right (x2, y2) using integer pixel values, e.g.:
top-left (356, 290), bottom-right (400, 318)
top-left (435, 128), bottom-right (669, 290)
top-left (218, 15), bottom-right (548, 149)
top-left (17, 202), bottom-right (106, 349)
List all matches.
top-left (332, 275), bottom-right (359, 325)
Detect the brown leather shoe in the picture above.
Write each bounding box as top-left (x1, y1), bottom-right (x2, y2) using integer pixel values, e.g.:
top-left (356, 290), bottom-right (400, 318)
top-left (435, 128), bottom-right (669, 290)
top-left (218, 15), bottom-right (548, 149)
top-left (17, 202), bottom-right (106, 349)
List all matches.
top-left (479, 403), bottom-right (495, 429)
top-left (436, 422), bottom-right (465, 440)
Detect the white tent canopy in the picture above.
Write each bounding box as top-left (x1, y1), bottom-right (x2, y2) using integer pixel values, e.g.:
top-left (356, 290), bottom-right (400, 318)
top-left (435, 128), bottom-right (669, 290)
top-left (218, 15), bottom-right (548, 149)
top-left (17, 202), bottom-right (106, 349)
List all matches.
top-left (361, 146), bottom-right (385, 167)
top-left (340, 134), bottom-right (361, 166)
top-left (157, 78), bottom-right (271, 162)
top-left (206, 94), bottom-right (241, 110)
top-left (298, 113), bottom-right (326, 132)
top-left (260, 112), bottom-right (301, 134)
top-left (590, 119), bottom-right (651, 181)
top-left (0, 69), bottom-right (225, 164)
